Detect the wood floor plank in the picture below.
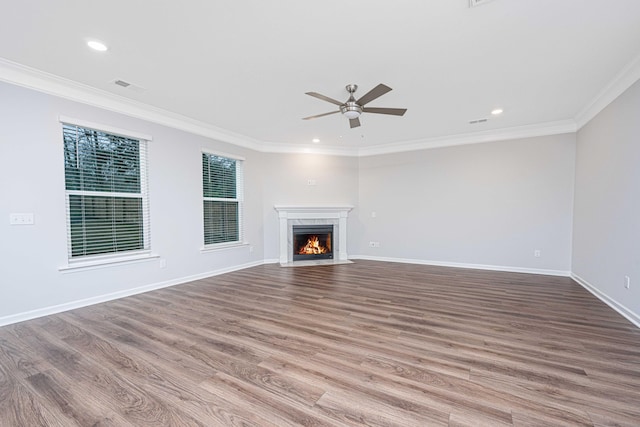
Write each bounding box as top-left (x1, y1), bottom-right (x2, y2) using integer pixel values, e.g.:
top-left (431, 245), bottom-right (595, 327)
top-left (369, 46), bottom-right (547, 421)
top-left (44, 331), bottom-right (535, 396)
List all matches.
top-left (0, 379), bottom-right (77, 427)
top-left (1, 260), bottom-right (639, 426)
top-left (200, 371), bottom-right (335, 426)
top-left (314, 389), bottom-right (447, 426)
top-left (10, 322), bottom-right (208, 426)
top-left (470, 369), bottom-right (637, 424)
top-left (259, 354), bottom-right (456, 425)
top-left (24, 370), bottom-right (123, 426)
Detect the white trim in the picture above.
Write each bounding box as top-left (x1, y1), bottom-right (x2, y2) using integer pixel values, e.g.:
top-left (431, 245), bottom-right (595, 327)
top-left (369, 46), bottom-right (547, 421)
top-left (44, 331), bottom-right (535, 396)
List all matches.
top-left (1, 259), bottom-right (265, 327)
top-left (59, 115), bottom-right (153, 141)
top-left (356, 120), bottom-right (577, 157)
top-left (350, 254), bottom-right (571, 277)
top-left (4, 55), bottom-right (639, 156)
top-left (571, 273), bottom-right (640, 328)
top-left (59, 252), bottom-right (159, 272)
top-left (6, 257), bottom-right (639, 331)
top-left (66, 189), bottom-right (144, 199)
top-left (274, 205), bottom-right (355, 215)
top-left (0, 58), bottom-right (577, 158)
top-left (200, 242), bottom-right (250, 253)
top-left (258, 141), bottom-right (361, 157)
top-left (0, 58), bottom-right (262, 151)
top-left (574, 52), bottom-right (640, 129)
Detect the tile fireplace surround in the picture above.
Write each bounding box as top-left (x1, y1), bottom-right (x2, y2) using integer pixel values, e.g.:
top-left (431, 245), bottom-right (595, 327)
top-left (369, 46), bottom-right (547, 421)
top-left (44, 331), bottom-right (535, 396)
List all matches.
top-left (274, 205), bottom-right (353, 265)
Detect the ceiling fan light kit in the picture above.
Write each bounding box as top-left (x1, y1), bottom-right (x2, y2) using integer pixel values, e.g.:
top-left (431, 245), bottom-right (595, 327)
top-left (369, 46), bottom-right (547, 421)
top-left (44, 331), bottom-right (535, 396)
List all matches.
top-left (341, 105), bottom-right (362, 119)
top-left (303, 83), bottom-right (406, 128)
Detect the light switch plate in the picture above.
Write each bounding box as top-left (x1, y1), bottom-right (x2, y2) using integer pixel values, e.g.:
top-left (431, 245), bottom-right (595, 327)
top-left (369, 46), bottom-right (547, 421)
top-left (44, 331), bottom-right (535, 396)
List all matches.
top-left (10, 213), bottom-right (34, 225)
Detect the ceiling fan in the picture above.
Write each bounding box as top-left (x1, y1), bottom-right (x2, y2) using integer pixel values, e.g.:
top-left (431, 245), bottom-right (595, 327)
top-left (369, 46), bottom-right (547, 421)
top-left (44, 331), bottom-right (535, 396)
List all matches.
top-left (303, 83), bottom-right (407, 128)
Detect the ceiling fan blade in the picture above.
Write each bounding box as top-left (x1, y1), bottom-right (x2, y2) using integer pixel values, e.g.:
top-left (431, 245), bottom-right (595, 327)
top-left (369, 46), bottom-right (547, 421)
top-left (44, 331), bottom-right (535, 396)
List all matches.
top-left (356, 83), bottom-right (392, 106)
top-left (349, 117), bottom-right (361, 128)
top-left (362, 107), bottom-right (407, 116)
top-left (305, 92), bottom-right (344, 106)
top-left (302, 110), bottom-right (340, 120)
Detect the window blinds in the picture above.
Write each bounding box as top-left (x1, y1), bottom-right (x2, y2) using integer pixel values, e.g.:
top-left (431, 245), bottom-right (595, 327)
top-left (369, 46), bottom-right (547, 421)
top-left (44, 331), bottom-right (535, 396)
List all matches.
top-left (62, 124), bottom-right (150, 258)
top-left (202, 153), bottom-right (243, 245)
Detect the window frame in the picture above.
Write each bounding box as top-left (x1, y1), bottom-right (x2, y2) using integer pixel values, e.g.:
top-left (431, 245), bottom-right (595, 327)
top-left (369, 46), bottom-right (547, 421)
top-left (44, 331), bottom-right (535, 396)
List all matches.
top-left (59, 116), bottom-right (154, 270)
top-left (201, 150), bottom-right (245, 250)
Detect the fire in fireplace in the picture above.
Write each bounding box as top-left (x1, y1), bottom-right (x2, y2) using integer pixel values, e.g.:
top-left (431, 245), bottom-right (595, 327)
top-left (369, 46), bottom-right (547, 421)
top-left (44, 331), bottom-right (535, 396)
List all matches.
top-left (292, 225), bottom-right (333, 261)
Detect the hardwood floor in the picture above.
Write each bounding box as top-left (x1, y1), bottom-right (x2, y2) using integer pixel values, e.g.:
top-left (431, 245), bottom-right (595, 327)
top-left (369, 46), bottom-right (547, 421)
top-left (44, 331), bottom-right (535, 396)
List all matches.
top-left (1, 260), bottom-right (639, 426)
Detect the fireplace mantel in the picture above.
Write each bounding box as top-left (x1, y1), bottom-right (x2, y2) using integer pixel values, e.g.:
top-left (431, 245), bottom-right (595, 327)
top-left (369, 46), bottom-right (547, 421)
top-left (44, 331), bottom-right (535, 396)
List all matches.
top-left (274, 205), bottom-right (353, 265)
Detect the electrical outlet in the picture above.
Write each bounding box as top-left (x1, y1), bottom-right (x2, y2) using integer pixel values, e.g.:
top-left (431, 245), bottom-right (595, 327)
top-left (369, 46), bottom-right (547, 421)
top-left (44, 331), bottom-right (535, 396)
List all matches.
top-left (374, 242), bottom-right (380, 248)
top-left (159, 259), bottom-right (167, 269)
top-left (625, 276), bottom-right (630, 289)
top-left (534, 249), bottom-right (541, 258)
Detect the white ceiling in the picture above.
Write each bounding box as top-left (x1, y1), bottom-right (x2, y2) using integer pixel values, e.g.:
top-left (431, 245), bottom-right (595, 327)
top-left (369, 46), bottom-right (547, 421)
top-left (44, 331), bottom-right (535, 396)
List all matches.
top-left (2, 0), bottom-right (640, 154)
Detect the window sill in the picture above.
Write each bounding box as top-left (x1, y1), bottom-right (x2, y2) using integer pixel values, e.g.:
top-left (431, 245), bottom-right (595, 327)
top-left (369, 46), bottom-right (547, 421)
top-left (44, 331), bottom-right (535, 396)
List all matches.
top-left (59, 252), bottom-right (159, 273)
top-left (200, 242), bottom-right (250, 253)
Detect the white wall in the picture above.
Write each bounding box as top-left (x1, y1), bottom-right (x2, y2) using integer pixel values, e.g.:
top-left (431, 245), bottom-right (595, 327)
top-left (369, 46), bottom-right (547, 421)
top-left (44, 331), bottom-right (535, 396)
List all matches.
top-left (260, 153), bottom-right (360, 261)
top-left (5, 76), bottom-right (637, 327)
top-left (573, 79), bottom-right (640, 324)
top-left (0, 81), bottom-right (264, 324)
top-left (357, 135), bottom-right (576, 273)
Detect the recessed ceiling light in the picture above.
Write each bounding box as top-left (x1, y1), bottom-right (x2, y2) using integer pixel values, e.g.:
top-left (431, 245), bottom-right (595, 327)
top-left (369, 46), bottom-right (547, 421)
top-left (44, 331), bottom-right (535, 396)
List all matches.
top-left (312, 138), bottom-right (320, 143)
top-left (491, 108), bottom-right (503, 115)
top-left (87, 40), bottom-right (108, 51)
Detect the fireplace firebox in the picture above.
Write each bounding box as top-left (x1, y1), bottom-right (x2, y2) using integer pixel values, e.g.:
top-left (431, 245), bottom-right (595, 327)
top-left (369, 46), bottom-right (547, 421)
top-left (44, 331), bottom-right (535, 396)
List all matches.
top-left (292, 225), bottom-right (333, 261)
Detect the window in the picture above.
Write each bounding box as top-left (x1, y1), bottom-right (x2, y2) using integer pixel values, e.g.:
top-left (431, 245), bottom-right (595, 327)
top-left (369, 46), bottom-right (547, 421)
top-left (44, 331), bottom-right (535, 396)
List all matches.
top-left (62, 123), bottom-right (149, 260)
top-left (202, 152), bottom-right (244, 246)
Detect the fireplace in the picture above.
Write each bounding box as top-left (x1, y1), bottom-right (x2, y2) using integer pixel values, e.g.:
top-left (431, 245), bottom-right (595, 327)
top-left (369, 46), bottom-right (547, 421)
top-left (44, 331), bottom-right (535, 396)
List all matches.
top-left (274, 205), bottom-right (352, 265)
top-left (292, 225), bottom-right (333, 261)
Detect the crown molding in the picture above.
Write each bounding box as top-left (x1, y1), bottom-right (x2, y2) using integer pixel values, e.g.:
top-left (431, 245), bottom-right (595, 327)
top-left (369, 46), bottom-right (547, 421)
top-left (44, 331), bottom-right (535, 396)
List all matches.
top-left (259, 140), bottom-right (360, 157)
top-left (0, 57), bottom-right (263, 151)
top-left (574, 52), bottom-right (640, 130)
top-left (260, 119), bottom-right (577, 157)
top-left (356, 120), bottom-right (577, 157)
top-left (1, 57), bottom-right (583, 158)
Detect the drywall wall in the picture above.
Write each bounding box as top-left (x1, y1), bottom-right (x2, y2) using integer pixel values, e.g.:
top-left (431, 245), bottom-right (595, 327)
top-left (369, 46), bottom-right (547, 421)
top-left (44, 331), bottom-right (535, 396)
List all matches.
top-left (573, 79), bottom-right (640, 324)
top-left (8, 75), bottom-right (630, 326)
top-left (260, 153), bottom-right (360, 261)
top-left (357, 134), bottom-right (576, 273)
top-left (0, 81), bottom-right (264, 323)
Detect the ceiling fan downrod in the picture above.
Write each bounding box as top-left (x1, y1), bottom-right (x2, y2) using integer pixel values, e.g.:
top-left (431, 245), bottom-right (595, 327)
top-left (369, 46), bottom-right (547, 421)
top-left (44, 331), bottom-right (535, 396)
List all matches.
top-left (341, 84), bottom-right (362, 119)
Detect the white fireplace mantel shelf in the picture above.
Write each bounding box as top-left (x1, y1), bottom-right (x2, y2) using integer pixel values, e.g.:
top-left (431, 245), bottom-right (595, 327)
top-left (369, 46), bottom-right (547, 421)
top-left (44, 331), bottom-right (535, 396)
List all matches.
top-left (274, 205), bottom-right (353, 264)
top-left (274, 205), bottom-right (353, 218)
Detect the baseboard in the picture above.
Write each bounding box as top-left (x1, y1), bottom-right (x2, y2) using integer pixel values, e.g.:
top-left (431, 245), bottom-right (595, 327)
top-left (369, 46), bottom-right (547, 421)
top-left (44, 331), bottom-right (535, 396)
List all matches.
top-left (0, 260), bottom-right (265, 327)
top-left (571, 273), bottom-right (640, 328)
top-left (7, 257), bottom-right (635, 331)
top-left (349, 255), bottom-right (571, 277)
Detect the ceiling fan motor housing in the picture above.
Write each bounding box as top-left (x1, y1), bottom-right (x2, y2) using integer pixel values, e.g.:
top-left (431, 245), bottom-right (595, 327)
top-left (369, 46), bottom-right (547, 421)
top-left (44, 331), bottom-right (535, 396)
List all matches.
top-left (341, 102), bottom-right (362, 119)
